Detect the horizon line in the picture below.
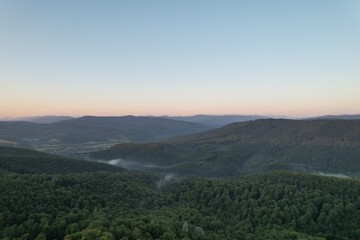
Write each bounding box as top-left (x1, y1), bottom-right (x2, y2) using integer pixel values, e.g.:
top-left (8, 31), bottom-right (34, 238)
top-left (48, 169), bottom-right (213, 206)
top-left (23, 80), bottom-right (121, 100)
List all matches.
top-left (1, 112), bottom-right (359, 120)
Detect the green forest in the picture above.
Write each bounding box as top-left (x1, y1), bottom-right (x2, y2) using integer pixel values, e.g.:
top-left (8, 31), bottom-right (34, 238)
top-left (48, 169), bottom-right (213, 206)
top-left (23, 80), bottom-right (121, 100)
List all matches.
top-left (1, 120), bottom-right (360, 239)
top-left (0, 146), bottom-right (121, 174)
top-left (1, 171), bottom-right (360, 240)
top-left (92, 120), bottom-right (360, 177)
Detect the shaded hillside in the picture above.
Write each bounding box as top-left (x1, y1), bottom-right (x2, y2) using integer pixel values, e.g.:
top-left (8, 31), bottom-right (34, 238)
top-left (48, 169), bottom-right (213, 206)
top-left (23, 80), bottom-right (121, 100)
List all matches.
top-left (92, 119), bottom-right (360, 176)
top-left (165, 114), bottom-right (266, 127)
top-left (0, 116), bottom-right (212, 155)
top-left (307, 114), bottom-right (360, 120)
top-left (170, 119), bottom-right (360, 145)
top-left (1, 171), bottom-right (360, 239)
top-left (0, 116), bottom-right (211, 144)
top-left (0, 146), bottom-right (121, 174)
top-left (57, 116), bottom-right (212, 141)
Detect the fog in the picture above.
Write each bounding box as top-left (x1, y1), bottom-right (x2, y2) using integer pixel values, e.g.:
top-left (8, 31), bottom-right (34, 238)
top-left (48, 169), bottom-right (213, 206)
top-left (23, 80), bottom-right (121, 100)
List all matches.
top-left (105, 158), bottom-right (164, 171)
top-left (157, 173), bottom-right (177, 188)
top-left (102, 159), bottom-right (179, 188)
top-left (315, 172), bottom-right (351, 179)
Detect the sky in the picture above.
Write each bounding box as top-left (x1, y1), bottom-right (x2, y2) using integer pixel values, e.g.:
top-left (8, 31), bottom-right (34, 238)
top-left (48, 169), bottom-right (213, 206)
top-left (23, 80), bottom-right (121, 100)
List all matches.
top-left (0, 0), bottom-right (359, 118)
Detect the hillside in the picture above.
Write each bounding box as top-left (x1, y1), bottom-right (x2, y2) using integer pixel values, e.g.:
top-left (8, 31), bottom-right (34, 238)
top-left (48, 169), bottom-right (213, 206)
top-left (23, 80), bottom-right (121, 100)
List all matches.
top-left (0, 171), bottom-right (360, 239)
top-left (0, 146), bottom-right (121, 174)
top-left (170, 119), bottom-right (360, 145)
top-left (307, 114), bottom-right (360, 120)
top-left (58, 116), bottom-right (212, 141)
top-left (92, 119), bottom-right (360, 176)
top-left (165, 114), bottom-right (266, 127)
top-left (0, 116), bottom-right (212, 156)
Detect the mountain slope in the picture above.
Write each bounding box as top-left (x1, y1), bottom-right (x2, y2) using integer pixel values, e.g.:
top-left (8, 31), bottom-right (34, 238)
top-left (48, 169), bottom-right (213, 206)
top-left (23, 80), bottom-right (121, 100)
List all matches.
top-left (92, 119), bottom-right (360, 176)
top-left (0, 146), bottom-right (121, 174)
top-left (0, 116), bottom-right (212, 155)
top-left (165, 114), bottom-right (267, 127)
top-left (307, 114), bottom-right (360, 120)
top-left (170, 118), bottom-right (360, 145)
top-left (57, 116), bottom-right (212, 141)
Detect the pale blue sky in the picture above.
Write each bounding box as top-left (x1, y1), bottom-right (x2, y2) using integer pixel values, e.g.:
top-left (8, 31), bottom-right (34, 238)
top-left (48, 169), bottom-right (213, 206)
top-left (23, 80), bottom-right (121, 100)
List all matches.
top-left (1, 0), bottom-right (359, 117)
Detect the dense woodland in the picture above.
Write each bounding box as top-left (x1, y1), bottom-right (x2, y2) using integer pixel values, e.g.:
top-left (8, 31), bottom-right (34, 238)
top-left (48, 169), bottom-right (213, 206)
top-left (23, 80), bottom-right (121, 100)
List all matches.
top-left (1, 171), bottom-right (360, 240)
top-left (2, 119), bottom-right (360, 239)
top-left (93, 119), bottom-right (360, 176)
top-left (0, 146), bottom-right (120, 174)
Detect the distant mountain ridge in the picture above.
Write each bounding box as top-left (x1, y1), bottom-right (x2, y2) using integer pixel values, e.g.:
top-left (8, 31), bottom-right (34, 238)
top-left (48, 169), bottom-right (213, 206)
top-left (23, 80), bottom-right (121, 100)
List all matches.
top-left (54, 115), bottom-right (212, 141)
top-left (2, 113), bottom-right (359, 125)
top-left (92, 119), bottom-right (360, 177)
top-left (306, 114), bottom-right (360, 120)
top-left (169, 118), bottom-right (360, 145)
top-left (0, 115), bottom-right (74, 123)
top-left (0, 116), bottom-right (212, 155)
top-left (165, 114), bottom-right (360, 127)
top-left (164, 114), bottom-right (267, 127)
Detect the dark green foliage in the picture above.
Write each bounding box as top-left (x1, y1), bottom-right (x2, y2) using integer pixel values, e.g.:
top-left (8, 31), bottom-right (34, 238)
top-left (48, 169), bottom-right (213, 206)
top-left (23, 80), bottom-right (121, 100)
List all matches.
top-left (1, 171), bottom-right (360, 239)
top-left (170, 172), bottom-right (360, 239)
top-left (92, 119), bottom-right (360, 176)
top-left (0, 146), bottom-right (121, 174)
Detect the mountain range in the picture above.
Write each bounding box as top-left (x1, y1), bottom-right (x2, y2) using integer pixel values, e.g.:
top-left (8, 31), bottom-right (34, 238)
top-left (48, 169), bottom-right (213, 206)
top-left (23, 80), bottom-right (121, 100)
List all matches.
top-left (0, 115), bottom-right (74, 123)
top-left (1, 113), bottom-right (359, 126)
top-left (307, 114), bottom-right (360, 120)
top-left (92, 119), bottom-right (360, 177)
top-left (165, 114), bottom-right (360, 127)
top-left (1, 116), bottom-right (360, 239)
top-left (164, 114), bottom-right (267, 127)
top-left (0, 116), bottom-right (211, 155)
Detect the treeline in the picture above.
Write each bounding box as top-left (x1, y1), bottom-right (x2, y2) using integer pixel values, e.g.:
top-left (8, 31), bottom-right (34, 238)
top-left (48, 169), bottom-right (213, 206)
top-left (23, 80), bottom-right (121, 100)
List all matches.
top-left (92, 119), bottom-right (360, 177)
top-left (170, 172), bottom-right (360, 239)
top-left (0, 171), bottom-right (360, 239)
top-left (93, 142), bottom-right (360, 177)
top-left (0, 146), bottom-right (121, 174)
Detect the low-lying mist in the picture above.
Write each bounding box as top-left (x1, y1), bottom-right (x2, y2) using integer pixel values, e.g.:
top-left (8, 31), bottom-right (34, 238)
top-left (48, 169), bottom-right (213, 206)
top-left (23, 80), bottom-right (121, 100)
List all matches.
top-left (100, 158), bottom-right (180, 188)
top-left (102, 158), bottom-right (164, 171)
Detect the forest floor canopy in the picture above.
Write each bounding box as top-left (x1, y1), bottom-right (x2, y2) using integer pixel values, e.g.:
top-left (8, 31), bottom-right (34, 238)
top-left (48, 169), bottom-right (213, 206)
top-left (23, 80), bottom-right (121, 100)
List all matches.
top-left (0, 171), bottom-right (359, 240)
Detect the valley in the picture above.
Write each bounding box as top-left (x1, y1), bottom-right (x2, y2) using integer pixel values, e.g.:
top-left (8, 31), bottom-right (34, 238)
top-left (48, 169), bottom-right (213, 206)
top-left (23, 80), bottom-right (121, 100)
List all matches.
top-left (35, 139), bottom-right (128, 158)
top-left (1, 117), bottom-right (360, 239)
top-left (92, 119), bottom-right (360, 177)
top-left (0, 116), bottom-right (212, 157)
top-left (2, 0), bottom-right (359, 238)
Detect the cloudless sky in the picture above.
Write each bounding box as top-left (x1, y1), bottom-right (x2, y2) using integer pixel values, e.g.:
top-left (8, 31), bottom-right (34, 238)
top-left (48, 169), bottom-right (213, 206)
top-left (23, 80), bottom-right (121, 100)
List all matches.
top-left (1, 0), bottom-right (359, 117)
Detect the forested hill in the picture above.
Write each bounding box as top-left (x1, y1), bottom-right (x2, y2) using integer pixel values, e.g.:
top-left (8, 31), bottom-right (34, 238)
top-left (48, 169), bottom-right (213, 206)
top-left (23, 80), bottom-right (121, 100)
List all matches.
top-left (164, 114), bottom-right (266, 127)
top-left (0, 116), bottom-right (211, 146)
top-left (58, 116), bottom-right (212, 141)
top-left (168, 119), bottom-right (360, 145)
top-left (92, 119), bottom-right (360, 177)
top-left (0, 146), bottom-right (121, 174)
top-left (0, 116), bottom-right (212, 156)
top-left (1, 171), bottom-right (360, 239)
top-left (307, 114), bottom-right (360, 120)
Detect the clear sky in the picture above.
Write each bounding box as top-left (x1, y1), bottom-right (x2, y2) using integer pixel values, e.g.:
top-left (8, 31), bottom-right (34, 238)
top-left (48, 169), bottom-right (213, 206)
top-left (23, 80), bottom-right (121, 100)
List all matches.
top-left (1, 0), bottom-right (359, 118)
